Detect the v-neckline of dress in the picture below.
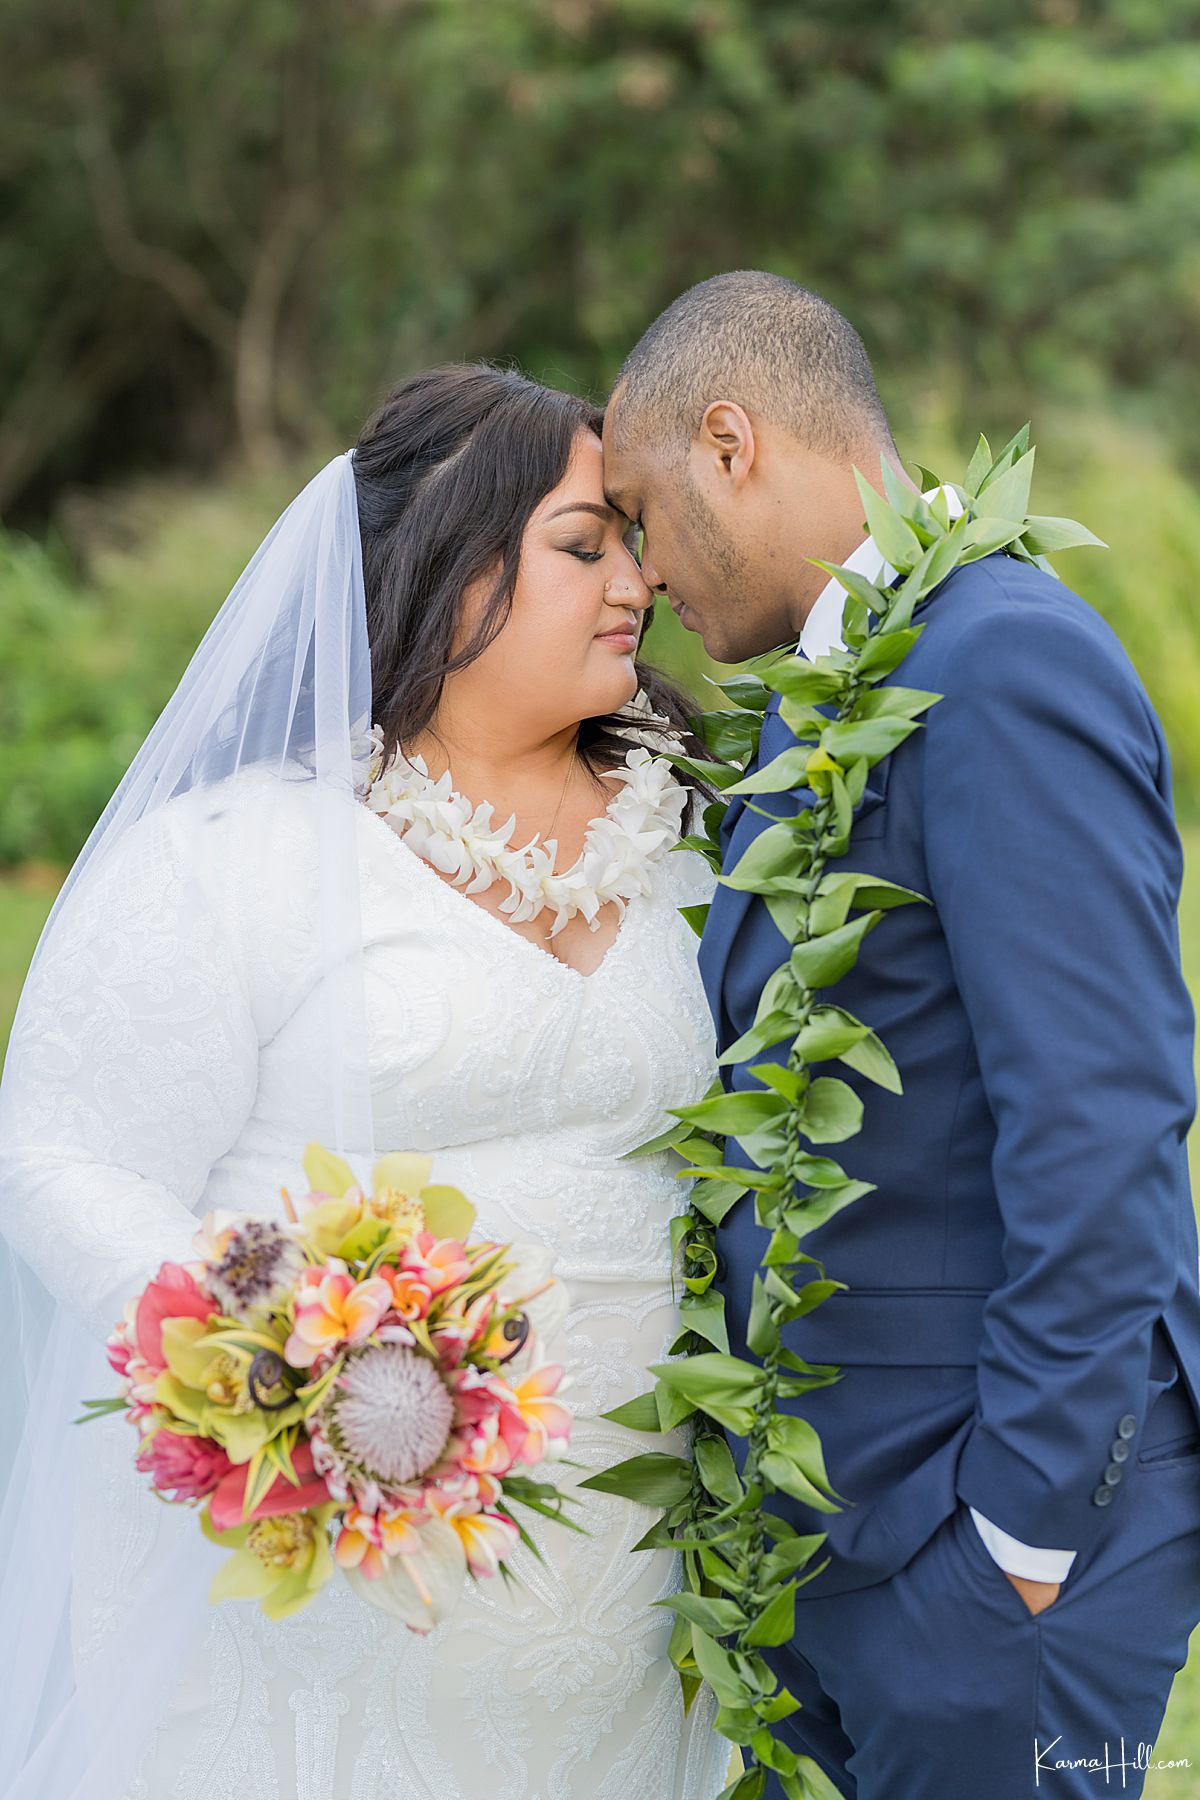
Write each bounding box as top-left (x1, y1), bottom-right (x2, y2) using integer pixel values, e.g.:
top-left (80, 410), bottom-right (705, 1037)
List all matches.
top-left (357, 799), bottom-right (644, 985)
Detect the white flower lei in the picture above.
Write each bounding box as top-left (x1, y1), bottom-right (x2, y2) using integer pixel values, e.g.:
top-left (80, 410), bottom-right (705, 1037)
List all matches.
top-left (359, 699), bottom-right (691, 939)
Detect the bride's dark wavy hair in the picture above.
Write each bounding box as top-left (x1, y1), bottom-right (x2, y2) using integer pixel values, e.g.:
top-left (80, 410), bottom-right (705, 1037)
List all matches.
top-left (350, 361), bottom-right (712, 826)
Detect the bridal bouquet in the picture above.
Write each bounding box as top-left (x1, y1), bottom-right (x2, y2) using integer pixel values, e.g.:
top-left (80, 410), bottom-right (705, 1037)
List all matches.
top-left (78, 1145), bottom-right (574, 1626)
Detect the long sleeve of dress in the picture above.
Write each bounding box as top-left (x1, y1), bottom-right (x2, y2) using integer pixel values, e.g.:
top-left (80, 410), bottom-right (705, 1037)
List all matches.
top-left (0, 797), bottom-right (262, 1343)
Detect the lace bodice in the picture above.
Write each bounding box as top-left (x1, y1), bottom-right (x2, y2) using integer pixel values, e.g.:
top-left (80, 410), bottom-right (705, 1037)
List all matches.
top-left (0, 759), bottom-right (729, 1800)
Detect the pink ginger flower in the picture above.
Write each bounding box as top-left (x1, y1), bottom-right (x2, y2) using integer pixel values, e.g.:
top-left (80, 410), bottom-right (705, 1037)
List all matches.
top-left (134, 1261), bottom-right (218, 1372)
top-left (283, 1264), bottom-right (394, 1369)
top-left (208, 1438), bottom-right (333, 1532)
top-left (136, 1428), bottom-right (232, 1502)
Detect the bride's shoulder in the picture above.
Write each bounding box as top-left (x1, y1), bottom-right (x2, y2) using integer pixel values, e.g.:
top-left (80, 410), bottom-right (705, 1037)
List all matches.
top-left (84, 758), bottom-right (351, 941)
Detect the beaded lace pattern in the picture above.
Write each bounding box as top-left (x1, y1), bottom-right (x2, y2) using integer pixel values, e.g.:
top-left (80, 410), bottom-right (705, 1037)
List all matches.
top-left (1, 719), bottom-right (729, 1799)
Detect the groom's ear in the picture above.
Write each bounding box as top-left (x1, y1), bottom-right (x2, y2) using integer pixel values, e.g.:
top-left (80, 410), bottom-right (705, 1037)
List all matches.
top-left (695, 400), bottom-right (756, 491)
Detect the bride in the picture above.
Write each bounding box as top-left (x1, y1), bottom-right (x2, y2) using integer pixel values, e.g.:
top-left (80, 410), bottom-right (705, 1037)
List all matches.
top-left (0, 363), bottom-right (731, 1800)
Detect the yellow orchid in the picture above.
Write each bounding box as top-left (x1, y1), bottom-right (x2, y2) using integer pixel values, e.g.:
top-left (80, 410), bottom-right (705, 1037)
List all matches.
top-left (154, 1315), bottom-right (304, 1465)
top-left (200, 1495), bottom-right (340, 1620)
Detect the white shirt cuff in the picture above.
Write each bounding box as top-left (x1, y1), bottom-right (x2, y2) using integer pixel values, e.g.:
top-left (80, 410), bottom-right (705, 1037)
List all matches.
top-left (968, 1507), bottom-right (1077, 1582)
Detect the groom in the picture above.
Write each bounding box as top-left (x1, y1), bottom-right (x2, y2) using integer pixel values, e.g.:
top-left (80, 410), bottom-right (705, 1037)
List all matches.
top-left (602, 272), bottom-right (1200, 1797)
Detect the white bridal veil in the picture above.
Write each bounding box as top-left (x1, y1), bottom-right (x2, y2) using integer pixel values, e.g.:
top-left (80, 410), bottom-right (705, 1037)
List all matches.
top-left (0, 452), bottom-right (378, 1797)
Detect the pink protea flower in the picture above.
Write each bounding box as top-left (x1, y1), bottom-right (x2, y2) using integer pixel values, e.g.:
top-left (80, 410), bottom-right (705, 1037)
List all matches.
top-left (135, 1262), bottom-right (219, 1372)
top-left (136, 1428), bottom-right (232, 1502)
top-left (208, 1437), bottom-right (333, 1532)
top-left (311, 1344), bottom-right (456, 1505)
top-left (283, 1264), bottom-right (394, 1369)
top-left (494, 1362), bottom-right (572, 1465)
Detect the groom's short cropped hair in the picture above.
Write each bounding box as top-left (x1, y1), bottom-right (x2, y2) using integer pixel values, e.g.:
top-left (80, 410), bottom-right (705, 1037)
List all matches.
top-left (609, 271), bottom-right (894, 466)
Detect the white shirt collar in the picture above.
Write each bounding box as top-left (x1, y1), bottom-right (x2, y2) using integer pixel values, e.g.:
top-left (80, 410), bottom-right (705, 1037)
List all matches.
top-left (797, 482), bottom-right (964, 660)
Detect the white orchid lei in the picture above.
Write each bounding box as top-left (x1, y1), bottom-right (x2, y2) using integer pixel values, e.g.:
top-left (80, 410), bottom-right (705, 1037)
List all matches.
top-left (361, 701), bottom-right (691, 939)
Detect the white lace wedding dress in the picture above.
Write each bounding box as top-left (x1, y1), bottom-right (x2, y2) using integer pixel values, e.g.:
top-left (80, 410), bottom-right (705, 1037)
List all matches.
top-left (0, 753), bottom-right (729, 1800)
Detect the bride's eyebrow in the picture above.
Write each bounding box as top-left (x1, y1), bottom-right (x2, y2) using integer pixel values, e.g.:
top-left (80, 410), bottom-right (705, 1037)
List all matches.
top-left (545, 502), bottom-right (621, 524)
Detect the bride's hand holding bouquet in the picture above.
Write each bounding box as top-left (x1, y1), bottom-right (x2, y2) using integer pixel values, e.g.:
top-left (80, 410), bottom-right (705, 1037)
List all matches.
top-left (79, 1145), bottom-right (575, 1628)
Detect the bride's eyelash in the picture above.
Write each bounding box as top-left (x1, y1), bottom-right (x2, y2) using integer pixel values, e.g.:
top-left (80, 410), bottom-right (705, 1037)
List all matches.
top-left (563, 533), bottom-right (642, 566)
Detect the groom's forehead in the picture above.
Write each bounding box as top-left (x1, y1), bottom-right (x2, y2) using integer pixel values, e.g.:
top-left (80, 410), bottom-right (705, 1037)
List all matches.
top-left (602, 440), bottom-right (654, 515)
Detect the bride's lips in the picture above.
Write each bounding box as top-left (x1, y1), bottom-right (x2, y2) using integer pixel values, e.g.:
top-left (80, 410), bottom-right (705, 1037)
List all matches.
top-left (594, 624), bottom-right (639, 651)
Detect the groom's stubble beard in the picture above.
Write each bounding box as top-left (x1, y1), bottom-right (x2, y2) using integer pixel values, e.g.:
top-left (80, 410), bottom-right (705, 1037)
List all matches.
top-left (677, 474), bottom-right (789, 664)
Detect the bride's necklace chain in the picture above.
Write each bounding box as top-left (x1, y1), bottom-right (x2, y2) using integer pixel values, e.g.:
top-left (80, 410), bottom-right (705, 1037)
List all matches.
top-left (543, 743), bottom-right (576, 845)
top-left (361, 719), bottom-right (690, 940)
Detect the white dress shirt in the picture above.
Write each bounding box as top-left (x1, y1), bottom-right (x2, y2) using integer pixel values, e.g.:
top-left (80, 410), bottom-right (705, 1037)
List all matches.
top-left (795, 481), bottom-right (1076, 1586)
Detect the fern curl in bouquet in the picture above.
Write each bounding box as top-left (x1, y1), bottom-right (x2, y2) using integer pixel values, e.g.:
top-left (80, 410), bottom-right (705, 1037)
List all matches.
top-left (78, 1144), bottom-right (576, 1627)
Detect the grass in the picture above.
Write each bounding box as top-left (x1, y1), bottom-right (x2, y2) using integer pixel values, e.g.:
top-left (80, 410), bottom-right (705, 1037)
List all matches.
top-left (2, 835), bottom-right (1199, 1781)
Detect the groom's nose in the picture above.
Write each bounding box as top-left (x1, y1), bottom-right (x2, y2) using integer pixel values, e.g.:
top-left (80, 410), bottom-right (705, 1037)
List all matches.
top-left (639, 544), bottom-right (667, 595)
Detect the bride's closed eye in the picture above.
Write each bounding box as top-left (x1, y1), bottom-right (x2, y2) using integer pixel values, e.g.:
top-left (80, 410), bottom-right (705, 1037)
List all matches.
top-left (562, 526), bottom-right (643, 566)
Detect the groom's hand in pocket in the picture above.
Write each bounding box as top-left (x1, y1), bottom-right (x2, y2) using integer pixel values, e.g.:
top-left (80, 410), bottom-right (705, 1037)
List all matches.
top-left (1005, 1573), bottom-right (1061, 1616)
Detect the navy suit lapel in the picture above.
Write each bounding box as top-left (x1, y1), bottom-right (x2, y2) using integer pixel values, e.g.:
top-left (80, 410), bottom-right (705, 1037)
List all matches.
top-left (698, 693), bottom-right (811, 1048)
top-left (698, 556), bottom-right (987, 1052)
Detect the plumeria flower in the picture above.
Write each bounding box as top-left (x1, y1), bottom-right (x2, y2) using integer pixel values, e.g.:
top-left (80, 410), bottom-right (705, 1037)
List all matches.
top-left (494, 1361), bottom-right (573, 1465)
top-left (399, 1233), bottom-right (473, 1298)
top-left (192, 1208), bottom-right (246, 1264)
top-left (340, 1513), bottom-right (469, 1632)
top-left (376, 1264), bottom-right (434, 1322)
top-left (456, 1407), bottom-right (517, 1482)
top-left (424, 1485), bottom-right (520, 1577)
top-left (333, 1501), bottom-right (429, 1580)
top-left (283, 1265), bottom-right (394, 1369)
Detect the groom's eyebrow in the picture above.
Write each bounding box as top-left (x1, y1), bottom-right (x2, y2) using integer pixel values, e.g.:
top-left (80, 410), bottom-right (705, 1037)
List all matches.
top-left (545, 502), bottom-right (620, 523)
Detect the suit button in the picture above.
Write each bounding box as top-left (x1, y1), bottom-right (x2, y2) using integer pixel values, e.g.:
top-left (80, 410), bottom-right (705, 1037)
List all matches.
top-left (1092, 1484), bottom-right (1115, 1505)
top-left (1117, 1414), bottom-right (1137, 1439)
top-left (1103, 1463), bottom-right (1124, 1485)
top-left (1109, 1440), bottom-right (1130, 1463)
top-left (713, 1252), bottom-right (728, 1283)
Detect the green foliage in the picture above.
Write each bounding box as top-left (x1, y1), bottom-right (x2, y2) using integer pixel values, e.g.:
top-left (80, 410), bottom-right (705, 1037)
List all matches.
top-left (594, 432), bottom-right (1101, 1787)
top-left (3, 0), bottom-right (1200, 506)
top-left (0, 461), bottom-right (313, 866)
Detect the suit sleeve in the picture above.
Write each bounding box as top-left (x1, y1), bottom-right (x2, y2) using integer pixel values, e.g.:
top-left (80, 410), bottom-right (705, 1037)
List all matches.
top-left (922, 582), bottom-right (1196, 1553)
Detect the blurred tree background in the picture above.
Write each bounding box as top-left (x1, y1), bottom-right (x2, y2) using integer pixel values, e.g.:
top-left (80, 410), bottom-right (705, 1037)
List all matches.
top-left (3, 0), bottom-right (1200, 864)
top-left (3, 0), bottom-right (1200, 1780)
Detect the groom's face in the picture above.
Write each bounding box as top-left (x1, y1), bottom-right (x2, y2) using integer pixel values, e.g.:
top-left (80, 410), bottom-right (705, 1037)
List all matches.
top-left (601, 401), bottom-right (793, 665)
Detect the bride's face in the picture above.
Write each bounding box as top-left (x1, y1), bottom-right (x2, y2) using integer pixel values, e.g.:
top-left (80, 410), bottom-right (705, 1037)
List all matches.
top-left (451, 429), bottom-right (654, 735)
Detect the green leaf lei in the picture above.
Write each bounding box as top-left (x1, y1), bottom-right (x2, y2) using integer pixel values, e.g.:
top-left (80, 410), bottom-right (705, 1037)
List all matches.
top-left (581, 428), bottom-right (1104, 1800)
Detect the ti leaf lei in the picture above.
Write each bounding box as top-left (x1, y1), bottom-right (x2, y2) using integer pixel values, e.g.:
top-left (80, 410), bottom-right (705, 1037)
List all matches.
top-left (580, 427), bottom-right (1103, 1800)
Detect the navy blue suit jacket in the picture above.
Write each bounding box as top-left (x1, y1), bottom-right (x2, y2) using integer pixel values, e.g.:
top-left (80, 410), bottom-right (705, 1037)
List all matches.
top-left (697, 550), bottom-right (1200, 1599)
